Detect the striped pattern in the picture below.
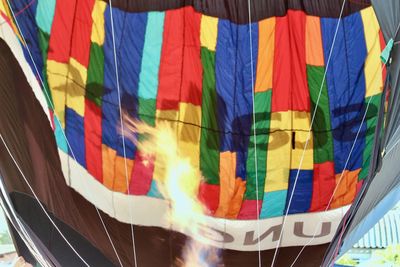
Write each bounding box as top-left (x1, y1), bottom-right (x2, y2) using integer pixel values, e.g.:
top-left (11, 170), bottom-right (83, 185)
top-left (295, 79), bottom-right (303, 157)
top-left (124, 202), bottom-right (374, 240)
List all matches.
top-left (354, 209), bottom-right (400, 249)
top-left (1, 1), bottom-right (386, 220)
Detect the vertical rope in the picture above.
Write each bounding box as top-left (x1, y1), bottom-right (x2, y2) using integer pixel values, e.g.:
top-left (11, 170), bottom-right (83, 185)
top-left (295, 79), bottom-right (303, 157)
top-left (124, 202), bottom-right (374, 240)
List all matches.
top-left (289, 16), bottom-right (399, 265)
top-left (288, 94), bottom-right (375, 267)
top-left (108, 1), bottom-right (138, 266)
top-left (4, 1), bottom-right (124, 265)
top-left (0, 135), bottom-right (90, 267)
top-left (247, 0), bottom-right (262, 266)
top-left (270, 1), bottom-right (348, 266)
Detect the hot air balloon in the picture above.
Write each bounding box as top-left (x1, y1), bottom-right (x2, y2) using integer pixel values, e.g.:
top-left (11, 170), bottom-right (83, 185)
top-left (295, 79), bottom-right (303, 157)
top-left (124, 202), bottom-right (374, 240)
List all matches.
top-left (0, 0), bottom-right (397, 266)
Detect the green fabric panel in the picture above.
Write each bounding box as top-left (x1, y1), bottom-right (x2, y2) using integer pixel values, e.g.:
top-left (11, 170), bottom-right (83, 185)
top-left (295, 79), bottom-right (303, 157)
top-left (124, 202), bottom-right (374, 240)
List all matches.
top-left (359, 94), bottom-right (381, 180)
top-left (307, 65), bottom-right (334, 163)
top-left (138, 97), bottom-right (156, 126)
top-left (199, 47), bottom-right (220, 185)
top-left (37, 29), bottom-right (53, 107)
top-left (86, 43), bottom-right (104, 106)
top-left (245, 90), bottom-right (271, 200)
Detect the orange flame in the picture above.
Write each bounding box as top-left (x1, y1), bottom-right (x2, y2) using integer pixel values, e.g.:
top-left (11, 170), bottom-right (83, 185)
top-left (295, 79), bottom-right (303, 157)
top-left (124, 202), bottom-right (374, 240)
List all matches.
top-left (123, 116), bottom-right (221, 266)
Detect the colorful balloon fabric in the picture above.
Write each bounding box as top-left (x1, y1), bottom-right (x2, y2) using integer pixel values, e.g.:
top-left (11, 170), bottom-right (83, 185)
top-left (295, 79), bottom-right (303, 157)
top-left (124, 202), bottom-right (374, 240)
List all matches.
top-left (0, 0), bottom-right (386, 221)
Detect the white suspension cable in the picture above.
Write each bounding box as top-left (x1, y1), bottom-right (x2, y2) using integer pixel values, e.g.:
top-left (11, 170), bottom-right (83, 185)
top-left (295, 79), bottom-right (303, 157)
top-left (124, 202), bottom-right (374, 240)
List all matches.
top-left (289, 19), bottom-right (398, 264)
top-left (0, 179), bottom-right (52, 267)
top-left (0, 134), bottom-right (90, 267)
top-left (0, 183), bottom-right (47, 266)
top-left (4, 1), bottom-right (124, 265)
top-left (247, 0), bottom-right (262, 266)
top-left (289, 93), bottom-right (375, 267)
top-left (0, 203), bottom-right (50, 267)
top-left (270, 1), bottom-right (348, 266)
top-left (108, 1), bottom-right (138, 266)
top-left (385, 134), bottom-right (400, 155)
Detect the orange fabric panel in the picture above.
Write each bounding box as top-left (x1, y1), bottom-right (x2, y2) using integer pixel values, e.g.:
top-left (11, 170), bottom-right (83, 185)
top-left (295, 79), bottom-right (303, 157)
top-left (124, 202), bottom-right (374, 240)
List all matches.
top-left (226, 178), bottom-right (246, 219)
top-left (305, 16), bottom-right (324, 66)
top-left (255, 17), bottom-right (275, 92)
top-left (215, 151), bottom-right (236, 217)
top-left (102, 144), bottom-right (116, 190)
top-left (113, 156), bottom-right (134, 193)
top-left (330, 169), bottom-right (360, 209)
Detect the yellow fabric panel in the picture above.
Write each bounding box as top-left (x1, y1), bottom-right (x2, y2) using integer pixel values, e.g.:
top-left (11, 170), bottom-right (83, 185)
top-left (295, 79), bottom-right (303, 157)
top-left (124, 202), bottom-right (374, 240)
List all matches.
top-left (113, 156), bottom-right (134, 193)
top-left (226, 178), bottom-right (246, 219)
top-left (177, 103), bottom-right (201, 169)
top-left (200, 15), bottom-right (218, 51)
top-left (91, 0), bottom-right (106, 45)
top-left (330, 169), bottom-right (360, 209)
top-left (291, 111), bottom-right (313, 170)
top-left (155, 109), bottom-right (179, 122)
top-left (0, 1), bottom-right (6, 15)
top-left (255, 17), bottom-right (275, 92)
top-left (305, 16), bottom-right (324, 66)
top-left (102, 144), bottom-right (116, 190)
top-left (66, 58), bottom-right (86, 117)
top-left (361, 7), bottom-right (384, 97)
top-left (215, 151), bottom-right (236, 217)
top-left (153, 109), bottom-right (179, 182)
top-left (0, 1), bottom-right (22, 41)
top-left (265, 112), bottom-right (292, 192)
top-left (47, 60), bottom-right (68, 127)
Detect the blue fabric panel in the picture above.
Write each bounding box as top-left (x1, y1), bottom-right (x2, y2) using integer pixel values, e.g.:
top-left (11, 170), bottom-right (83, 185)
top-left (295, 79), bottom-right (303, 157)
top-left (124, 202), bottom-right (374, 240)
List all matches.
top-left (102, 8), bottom-right (146, 159)
top-left (235, 22), bottom-right (258, 180)
top-left (236, 151), bottom-right (247, 180)
top-left (54, 116), bottom-right (68, 153)
top-left (9, 1), bottom-right (43, 81)
top-left (285, 169), bottom-right (313, 214)
top-left (35, 0), bottom-right (56, 34)
top-left (138, 12), bottom-right (165, 100)
top-left (216, 20), bottom-right (257, 181)
top-left (260, 190), bottom-right (287, 218)
top-left (215, 20), bottom-right (237, 152)
top-left (65, 108), bottom-right (85, 167)
top-left (321, 13), bottom-right (367, 174)
top-left (147, 180), bottom-right (163, 199)
top-left (102, 6), bottom-right (123, 152)
top-left (117, 11), bottom-right (147, 157)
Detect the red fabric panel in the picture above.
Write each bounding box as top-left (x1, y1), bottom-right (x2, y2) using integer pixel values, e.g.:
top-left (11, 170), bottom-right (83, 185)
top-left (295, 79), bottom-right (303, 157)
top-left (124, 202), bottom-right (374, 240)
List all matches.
top-left (198, 182), bottom-right (220, 215)
top-left (156, 8), bottom-right (184, 110)
top-left (180, 8), bottom-right (202, 106)
top-left (237, 199), bottom-right (262, 219)
top-left (84, 99), bottom-right (103, 182)
top-left (272, 15), bottom-right (291, 112)
top-left (47, 0), bottom-right (77, 63)
top-left (356, 180), bottom-right (363, 195)
top-left (129, 152), bottom-right (154, 195)
top-left (379, 30), bottom-right (387, 84)
top-left (288, 10), bottom-right (309, 112)
top-left (309, 161), bottom-right (335, 211)
top-left (70, 0), bottom-right (95, 67)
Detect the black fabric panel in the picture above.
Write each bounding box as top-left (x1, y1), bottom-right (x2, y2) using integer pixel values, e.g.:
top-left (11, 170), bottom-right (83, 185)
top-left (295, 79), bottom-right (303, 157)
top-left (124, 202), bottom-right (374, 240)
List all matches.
top-left (10, 192), bottom-right (115, 267)
top-left (0, 39), bottom-right (329, 266)
top-left (104, 0), bottom-right (371, 23)
top-left (8, 193), bottom-right (330, 267)
top-left (0, 178), bottom-right (62, 267)
top-left (9, 221), bottom-right (61, 267)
